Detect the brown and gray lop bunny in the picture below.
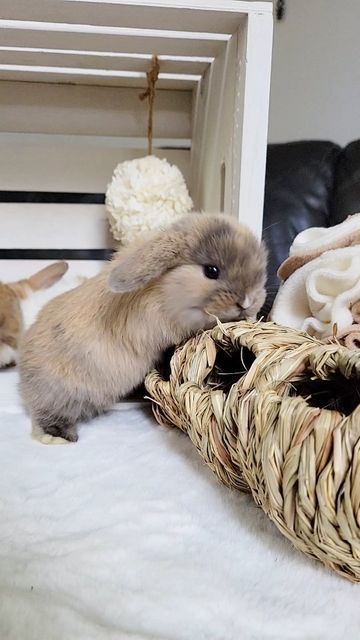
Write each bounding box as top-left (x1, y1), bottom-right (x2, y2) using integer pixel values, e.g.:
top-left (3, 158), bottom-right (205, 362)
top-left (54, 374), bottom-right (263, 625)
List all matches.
top-left (18, 214), bottom-right (267, 444)
top-left (0, 262), bottom-right (68, 369)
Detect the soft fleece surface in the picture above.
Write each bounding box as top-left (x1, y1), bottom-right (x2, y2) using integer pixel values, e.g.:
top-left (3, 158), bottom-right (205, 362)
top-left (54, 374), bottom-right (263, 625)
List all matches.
top-left (271, 244), bottom-right (360, 338)
top-left (1, 262), bottom-right (360, 640)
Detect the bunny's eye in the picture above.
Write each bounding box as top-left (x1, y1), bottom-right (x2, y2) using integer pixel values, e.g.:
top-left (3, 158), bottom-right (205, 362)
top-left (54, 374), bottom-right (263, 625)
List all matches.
top-left (203, 265), bottom-right (220, 280)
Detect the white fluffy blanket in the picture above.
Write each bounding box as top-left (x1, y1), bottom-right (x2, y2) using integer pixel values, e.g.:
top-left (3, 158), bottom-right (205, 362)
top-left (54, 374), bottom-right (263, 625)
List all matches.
top-left (287, 213), bottom-right (360, 259)
top-left (271, 245), bottom-right (360, 337)
top-left (1, 262), bottom-right (360, 639)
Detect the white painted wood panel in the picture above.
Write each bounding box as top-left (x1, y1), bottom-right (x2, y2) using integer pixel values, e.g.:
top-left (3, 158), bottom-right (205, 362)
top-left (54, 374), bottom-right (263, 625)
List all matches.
top-left (1, 0), bottom-right (272, 35)
top-left (0, 22), bottom-right (228, 58)
top-left (191, 10), bottom-right (273, 239)
top-left (190, 27), bottom-right (240, 216)
top-left (0, 49), bottom-right (211, 76)
top-left (0, 203), bottom-right (111, 249)
top-left (0, 82), bottom-right (192, 138)
top-left (233, 11), bottom-right (273, 239)
top-left (0, 66), bottom-right (199, 90)
top-left (0, 133), bottom-right (191, 191)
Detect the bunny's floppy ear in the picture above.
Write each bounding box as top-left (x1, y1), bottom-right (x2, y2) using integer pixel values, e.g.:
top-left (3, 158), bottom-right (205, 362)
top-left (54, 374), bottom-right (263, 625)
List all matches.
top-left (27, 261), bottom-right (69, 291)
top-left (8, 261), bottom-right (68, 299)
top-left (107, 228), bottom-right (186, 293)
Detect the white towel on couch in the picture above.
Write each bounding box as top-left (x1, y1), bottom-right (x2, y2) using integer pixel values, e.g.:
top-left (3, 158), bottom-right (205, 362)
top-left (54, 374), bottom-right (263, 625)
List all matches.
top-left (289, 213), bottom-right (360, 257)
top-left (270, 245), bottom-right (360, 338)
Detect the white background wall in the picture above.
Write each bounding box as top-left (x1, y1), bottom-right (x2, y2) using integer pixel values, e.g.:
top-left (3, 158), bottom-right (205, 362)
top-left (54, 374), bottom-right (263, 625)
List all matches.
top-left (268, 0), bottom-right (360, 146)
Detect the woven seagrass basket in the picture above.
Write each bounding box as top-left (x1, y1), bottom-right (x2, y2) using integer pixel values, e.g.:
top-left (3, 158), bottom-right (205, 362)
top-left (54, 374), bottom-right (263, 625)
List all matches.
top-left (145, 320), bottom-right (360, 581)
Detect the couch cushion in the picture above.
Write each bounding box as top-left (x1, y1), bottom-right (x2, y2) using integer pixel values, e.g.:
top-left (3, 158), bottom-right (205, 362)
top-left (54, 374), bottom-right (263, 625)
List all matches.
top-left (331, 140), bottom-right (360, 225)
top-left (261, 140), bottom-right (341, 315)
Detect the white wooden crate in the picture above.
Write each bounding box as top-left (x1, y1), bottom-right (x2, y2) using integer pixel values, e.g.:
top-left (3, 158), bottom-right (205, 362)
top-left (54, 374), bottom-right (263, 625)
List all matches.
top-left (0, 0), bottom-right (273, 252)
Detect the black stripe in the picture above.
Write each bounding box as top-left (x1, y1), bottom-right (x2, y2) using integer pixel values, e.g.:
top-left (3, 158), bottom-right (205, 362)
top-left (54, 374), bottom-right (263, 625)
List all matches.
top-left (0, 249), bottom-right (114, 260)
top-left (0, 191), bottom-right (105, 204)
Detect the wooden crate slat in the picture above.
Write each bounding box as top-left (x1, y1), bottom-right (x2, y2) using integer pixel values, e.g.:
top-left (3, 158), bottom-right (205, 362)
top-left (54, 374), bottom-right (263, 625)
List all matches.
top-left (0, 0), bottom-right (272, 35)
top-left (0, 66), bottom-right (200, 90)
top-left (231, 11), bottom-right (273, 239)
top-left (191, 10), bottom-right (273, 239)
top-left (0, 48), bottom-right (212, 75)
top-left (0, 81), bottom-right (192, 137)
top-left (0, 203), bottom-right (110, 249)
top-left (0, 21), bottom-right (229, 58)
top-left (0, 133), bottom-right (191, 191)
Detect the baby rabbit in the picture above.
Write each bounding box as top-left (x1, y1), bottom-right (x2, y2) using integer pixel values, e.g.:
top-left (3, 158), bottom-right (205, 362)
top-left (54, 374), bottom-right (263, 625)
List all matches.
top-left (18, 214), bottom-right (267, 444)
top-left (0, 261), bottom-right (68, 369)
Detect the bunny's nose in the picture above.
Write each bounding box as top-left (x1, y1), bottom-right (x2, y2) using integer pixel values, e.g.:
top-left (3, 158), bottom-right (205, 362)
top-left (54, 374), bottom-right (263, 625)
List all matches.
top-left (239, 295), bottom-right (251, 310)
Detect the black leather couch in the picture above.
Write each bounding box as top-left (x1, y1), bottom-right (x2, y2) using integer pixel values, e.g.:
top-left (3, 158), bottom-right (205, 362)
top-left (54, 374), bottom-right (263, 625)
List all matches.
top-left (262, 139), bottom-right (360, 315)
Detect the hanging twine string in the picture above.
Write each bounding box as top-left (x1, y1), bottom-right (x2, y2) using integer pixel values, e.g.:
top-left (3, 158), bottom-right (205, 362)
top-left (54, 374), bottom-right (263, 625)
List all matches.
top-left (139, 55), bottom-right (160, 156)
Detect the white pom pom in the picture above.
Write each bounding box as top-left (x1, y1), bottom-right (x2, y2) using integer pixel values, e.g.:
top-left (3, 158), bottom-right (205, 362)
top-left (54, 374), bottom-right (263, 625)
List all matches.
top-left (105, 155), bottom-right (193, 244)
